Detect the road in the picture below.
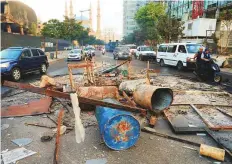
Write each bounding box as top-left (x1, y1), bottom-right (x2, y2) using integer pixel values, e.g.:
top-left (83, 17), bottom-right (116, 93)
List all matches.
top-left (45, 50), bottom-right (194, 78)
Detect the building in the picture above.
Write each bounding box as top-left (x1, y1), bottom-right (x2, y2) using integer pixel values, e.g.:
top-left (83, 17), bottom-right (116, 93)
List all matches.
top-left (68, 0), bottom-right (102, 40)
top-left (166, 0), bottom-right (232, 49)
top-left (123, 0), bottom-right (164, 37)
top-left (123, 0), bottom-right (147, 37)
top-left (1, 0), bottom-right (37, 35)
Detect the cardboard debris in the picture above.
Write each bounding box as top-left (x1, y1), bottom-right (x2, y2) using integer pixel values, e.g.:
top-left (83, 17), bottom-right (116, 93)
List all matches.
top-left (1, 147), bottom-right (37, 164)
top-left (11, 138), bottom-right (33, 147)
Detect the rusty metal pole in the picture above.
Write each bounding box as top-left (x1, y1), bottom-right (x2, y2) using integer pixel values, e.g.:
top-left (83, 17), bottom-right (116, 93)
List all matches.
top-left (53, 109), bottom-right (64, 164)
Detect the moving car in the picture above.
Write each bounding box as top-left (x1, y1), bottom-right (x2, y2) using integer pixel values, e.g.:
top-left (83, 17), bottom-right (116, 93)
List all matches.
top-left (135, 46), bottom-right (156, 61)
top-left (1, 47), bottom-right (49, 81)
top-left (156, 43), bottom-right (203, 70)
top-left (113, 47), bottom-right (130, 60)
top-left (67, 49), bottom-right (83, 61)
top-left (124, 44), bottom-right (137, 56)
top-left (84, 47), bottom-right (95, 56)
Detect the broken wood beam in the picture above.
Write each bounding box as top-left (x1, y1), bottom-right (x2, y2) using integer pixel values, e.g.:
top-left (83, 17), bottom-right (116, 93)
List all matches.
top-left (142, 127), bottom-right (201, 147)
top-left (122, 91), bottom-right (137, 107)
top-left (3, 81), bottom-right (146, 115)
top-left (191, 104), bottom-right (232, 131)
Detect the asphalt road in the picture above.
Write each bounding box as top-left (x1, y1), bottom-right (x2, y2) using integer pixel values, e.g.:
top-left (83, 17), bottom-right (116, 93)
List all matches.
top-left (45, 50), bottom-right (194, 78)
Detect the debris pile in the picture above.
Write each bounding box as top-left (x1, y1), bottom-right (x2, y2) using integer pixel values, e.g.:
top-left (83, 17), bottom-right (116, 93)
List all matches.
top-left (1, 60), bottom-right (232, 163)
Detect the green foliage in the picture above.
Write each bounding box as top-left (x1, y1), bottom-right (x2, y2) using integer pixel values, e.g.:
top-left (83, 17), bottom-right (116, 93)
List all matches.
top-left (28, 22), bottom-right (37, 36)
top-left (41, 19), bottom-right (63, 38)
top-left (41, 17), bottom-right (104, 45)
top-left (133, 2), bottom-right (184, 45)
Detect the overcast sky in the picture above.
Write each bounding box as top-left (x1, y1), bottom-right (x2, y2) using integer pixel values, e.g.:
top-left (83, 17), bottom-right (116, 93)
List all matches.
top-left (19, 0), bottom-right (123, 36)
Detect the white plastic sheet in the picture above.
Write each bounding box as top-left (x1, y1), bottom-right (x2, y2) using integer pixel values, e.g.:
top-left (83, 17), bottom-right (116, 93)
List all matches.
top-left (70, 93), bottom-right (85, 143)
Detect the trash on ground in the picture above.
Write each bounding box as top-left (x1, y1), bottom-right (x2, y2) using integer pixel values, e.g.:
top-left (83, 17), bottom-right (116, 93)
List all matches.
top-left (200, 144), bottom-right (225, 161)
top-left (86, 158), bottom-right (107, 164)
top-left (1, 124), bottom-right (9, 130)
top-left (11, 138), bottom-right (33, 147)
top-left (53, 125), bottom-right (67, 135)
top-left (1, 147), bottom-right (37, 164)
top-left (1, 97), bottom-right (52, 117)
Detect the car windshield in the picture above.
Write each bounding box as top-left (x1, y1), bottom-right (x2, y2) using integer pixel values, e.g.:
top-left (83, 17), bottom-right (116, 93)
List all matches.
top-left (130, 46), bottom-right (136, 49)
top-left (141, 47), bottom-right (152, 51)
top-left (119, 47), bottom-right (129, 51)
top-left (0, 49), bottom-right (21, 59)
top-left (85, 47), bottom-right (94, 51)
top-left (186, 44), bottom-right (202, 53)
top-left (73, 49), bottom-right (81, 53)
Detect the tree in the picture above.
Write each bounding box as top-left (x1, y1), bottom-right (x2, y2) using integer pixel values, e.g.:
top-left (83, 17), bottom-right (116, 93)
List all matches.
top-left (134, 2), bottom-right (166, 46)
top-left (218, 9), bottom-right (232, 54)
top-left (28, 22), bottom-right (37, 36)
top-left (157, 15), bottom-right (184, 42)
top-left (134, 2), bottom-right (184, 45)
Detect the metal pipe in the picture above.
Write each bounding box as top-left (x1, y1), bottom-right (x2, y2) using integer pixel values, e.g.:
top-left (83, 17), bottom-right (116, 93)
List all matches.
top-left (133, 85), bottom-right (173, 112)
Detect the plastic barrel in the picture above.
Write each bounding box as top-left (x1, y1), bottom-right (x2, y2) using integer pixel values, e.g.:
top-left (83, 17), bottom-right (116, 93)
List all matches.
top-left (95, 98), bottom-right (140, 150)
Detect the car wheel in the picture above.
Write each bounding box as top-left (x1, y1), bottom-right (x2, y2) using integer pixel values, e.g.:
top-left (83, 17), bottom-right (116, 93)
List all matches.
top-left (40, 63), bottom-right (47, 74)
top-left (177, 61), bottom-right (183, 71)
top-left (160, 59), bottom-right (165, 67)
top-left (11, 67), bottom-right (21, 81)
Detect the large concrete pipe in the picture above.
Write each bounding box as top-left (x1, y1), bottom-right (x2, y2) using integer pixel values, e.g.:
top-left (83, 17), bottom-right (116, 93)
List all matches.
top-left (133, 85), bottom-right (173, 112)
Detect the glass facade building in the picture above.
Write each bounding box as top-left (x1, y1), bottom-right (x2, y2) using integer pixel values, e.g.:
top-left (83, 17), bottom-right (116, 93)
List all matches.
top-left (166, 0), bottom-right (232, 20)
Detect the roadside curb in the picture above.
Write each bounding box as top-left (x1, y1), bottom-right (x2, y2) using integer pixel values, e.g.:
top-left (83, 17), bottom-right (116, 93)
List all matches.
top-left (48, 58), bottom-right (66, 64)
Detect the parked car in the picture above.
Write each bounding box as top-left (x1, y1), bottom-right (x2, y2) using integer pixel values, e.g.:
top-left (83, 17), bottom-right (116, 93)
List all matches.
top-left (156, 43), bottom-right (203, 70)
top-left (113, 47), bottom-right (130, 60)
top-left (135, 46), bottom-right (156, 61)
top-left (0, 47), bottom-right (49, 81)
top-left (67, 49), bottom-right (84, 61)
top-left (84, 47), bottom-right (95, 56)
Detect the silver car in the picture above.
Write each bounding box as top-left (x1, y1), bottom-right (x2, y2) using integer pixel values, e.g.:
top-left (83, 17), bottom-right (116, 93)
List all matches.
top-left (67, 49), bottom-right (83, 61)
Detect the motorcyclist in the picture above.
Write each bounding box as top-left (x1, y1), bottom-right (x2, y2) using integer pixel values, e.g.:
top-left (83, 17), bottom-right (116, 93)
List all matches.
top-left (201, 48), bottom-right (211, 73)
top-left (86, 49), bottom-right (92, 61)
top-left (193, 47), bottom-right (204, 74)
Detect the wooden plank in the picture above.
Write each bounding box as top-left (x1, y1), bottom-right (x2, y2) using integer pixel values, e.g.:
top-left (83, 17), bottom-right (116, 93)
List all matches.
top-left (191, 104), bottom-right (232, 131)
top-left (216, 107), bottom-right (232, 118)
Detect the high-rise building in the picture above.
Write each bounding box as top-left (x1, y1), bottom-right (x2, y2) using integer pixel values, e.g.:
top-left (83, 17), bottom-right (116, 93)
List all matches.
top-left (123, 0), bottom-right (163, 37)
top-left (69, 0), bottom-right (74, 19)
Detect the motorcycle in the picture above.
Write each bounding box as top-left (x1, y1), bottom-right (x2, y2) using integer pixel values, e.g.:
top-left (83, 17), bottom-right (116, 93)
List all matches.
top-left (193, 58), bottom-right (222, 83)
top-left (85, 50), bottom-right (93, 61)
top-left (102, 49), bottom-right (105, 55)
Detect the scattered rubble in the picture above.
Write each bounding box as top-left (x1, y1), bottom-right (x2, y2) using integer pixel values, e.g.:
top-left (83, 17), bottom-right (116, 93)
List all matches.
top-left (1, 62), bottom-right (232, 163)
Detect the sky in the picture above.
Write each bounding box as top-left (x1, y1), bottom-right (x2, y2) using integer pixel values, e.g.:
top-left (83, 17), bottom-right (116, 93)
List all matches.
top-left (19, 0), bottom-right (123, 37)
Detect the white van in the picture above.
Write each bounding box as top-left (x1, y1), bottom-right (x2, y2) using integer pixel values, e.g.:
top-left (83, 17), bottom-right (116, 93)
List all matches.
top-left (156, 43), bottom-right (203, 70)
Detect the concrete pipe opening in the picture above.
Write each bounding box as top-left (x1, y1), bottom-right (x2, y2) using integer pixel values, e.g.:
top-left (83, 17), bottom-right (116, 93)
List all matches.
top-left (151, 88), bottom-right (173, 111)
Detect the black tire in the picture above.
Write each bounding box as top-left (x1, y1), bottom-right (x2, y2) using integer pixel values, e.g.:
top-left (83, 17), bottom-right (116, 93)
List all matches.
top-left (160, 59), bottom-right (165, 67)
top-left (177, 61), bottom-right (183, 71)
top-left (213, 74), bottom-right (222, 83)
top-left (139, 55), bottom-right (143, 61)
top-left (40, 63), bottom-right (47, 74)
top-left (11, 67), bottom-right (21, 81)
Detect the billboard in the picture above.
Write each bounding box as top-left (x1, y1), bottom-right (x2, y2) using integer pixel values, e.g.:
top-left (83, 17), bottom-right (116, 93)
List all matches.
top-left (192, 0), bottom-right (204, 19)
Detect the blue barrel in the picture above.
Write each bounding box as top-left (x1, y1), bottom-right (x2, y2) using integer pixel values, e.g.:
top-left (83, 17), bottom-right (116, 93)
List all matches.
top-left (95, 98), bottom-right (140, 150)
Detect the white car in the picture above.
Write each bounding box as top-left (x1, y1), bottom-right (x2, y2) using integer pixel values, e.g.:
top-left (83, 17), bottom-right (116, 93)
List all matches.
top-left (156, 43), bottom-right (203, 70)
top-left (136, 46), bottom-right (156, 61)
top-left (67, 49), bottom-right (83, 61)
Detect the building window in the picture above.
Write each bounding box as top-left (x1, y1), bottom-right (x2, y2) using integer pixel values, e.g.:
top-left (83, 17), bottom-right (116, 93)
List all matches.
top-left (188, 23), bottom-right (192, 30)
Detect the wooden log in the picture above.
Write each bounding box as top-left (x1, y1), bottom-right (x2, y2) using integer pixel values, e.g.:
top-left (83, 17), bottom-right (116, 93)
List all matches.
top-left (200, 144), bottom-right (225, 161)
